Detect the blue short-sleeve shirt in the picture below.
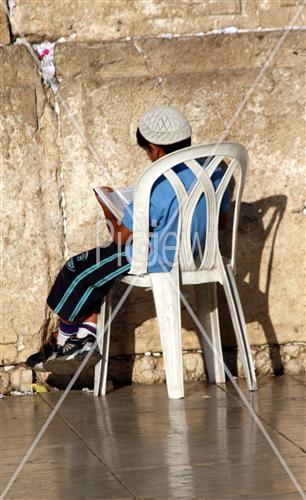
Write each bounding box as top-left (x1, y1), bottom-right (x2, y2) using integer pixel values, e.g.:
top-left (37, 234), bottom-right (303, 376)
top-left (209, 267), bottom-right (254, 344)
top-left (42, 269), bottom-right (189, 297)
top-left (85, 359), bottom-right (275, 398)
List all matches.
top-left (122, 159), bottom-right (229, 273)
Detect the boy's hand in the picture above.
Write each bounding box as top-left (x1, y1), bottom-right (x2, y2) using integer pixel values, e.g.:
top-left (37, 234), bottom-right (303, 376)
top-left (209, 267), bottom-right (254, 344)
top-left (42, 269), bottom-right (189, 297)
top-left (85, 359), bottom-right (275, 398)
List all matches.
top-left (95, 186), bottom-right (113, 209)
top-left (95, 185), bottom-right (133, 245)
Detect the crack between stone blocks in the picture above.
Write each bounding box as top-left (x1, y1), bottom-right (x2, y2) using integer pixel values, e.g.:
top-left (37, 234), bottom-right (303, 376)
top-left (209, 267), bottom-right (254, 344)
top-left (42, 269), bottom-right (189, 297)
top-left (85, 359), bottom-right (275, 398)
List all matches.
top-left (26, 42), bottom-right (69, 344)
top-left (35, 45), bottom-right (71, 267)
top-left (7, 0), bottom-right (14, 17)
top-left (238, 0), bottom-right (242, 16)
top-left (32, 76), bottom-right (69, 346)
top-left (0, 362), bottom-right (27, 368)
top-left (11, 25), bottom-right (306, 48)
top-left (29, 85), bottom-right (60, 345)
top-left (30, 41), bottom-right (70, 261)
top-left (131, 39), bottom-right (166, 94)
top-left (5, 0), bottom-right (14, 43)
top-left (54, 95), bottom-right (70, 261)
top-left (126, 25), bottom-right (306, 41)
top-left (6, 35), bottom-right (70, 271)
top-left (38, 393), bottom-right (137, 498)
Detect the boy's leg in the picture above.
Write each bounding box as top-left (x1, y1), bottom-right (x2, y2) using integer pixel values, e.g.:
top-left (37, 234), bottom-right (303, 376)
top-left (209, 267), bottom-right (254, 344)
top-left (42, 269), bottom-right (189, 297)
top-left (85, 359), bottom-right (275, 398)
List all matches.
top-left (47, 241), bottom-right (130, 324)
top-left (48, 241), bottom-right (130, 356)
top-left (26, 242), bottom-right (130, 366)
top-left (57, 313), bottom-right (98, 344)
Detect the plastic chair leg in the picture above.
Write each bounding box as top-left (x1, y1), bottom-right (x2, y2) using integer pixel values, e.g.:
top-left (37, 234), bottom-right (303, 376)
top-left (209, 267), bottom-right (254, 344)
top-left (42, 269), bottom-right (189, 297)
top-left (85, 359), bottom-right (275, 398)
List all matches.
top-left (150, 266), bottom-right (184, 399)
top-left (222, 264), bottom-right (257, 391)
top-left (194, 282), bottom-right (226, 384)
top-left (94, 291), bottom-right (112, 396)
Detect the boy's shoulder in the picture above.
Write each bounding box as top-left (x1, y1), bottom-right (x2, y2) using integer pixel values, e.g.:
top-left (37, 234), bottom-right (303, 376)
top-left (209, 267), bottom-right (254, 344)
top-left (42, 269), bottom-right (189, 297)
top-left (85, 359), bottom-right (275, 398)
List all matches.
top-left (151, 161), bottom-right (188, 196)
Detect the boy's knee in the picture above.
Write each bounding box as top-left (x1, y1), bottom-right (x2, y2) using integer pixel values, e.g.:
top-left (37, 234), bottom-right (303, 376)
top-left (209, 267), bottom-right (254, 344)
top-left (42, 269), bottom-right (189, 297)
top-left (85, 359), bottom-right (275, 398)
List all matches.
top-left (64, 256), bottom-right (76, 272)
top-left (64, 251), bottom-right (90, 273)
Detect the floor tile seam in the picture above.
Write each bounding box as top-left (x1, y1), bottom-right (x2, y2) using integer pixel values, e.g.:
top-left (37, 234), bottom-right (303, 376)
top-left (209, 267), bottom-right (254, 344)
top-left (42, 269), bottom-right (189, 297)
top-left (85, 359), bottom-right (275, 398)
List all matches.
top-left (110, 456), bottom-right (304, 474)
top-left (215, 378), bottom-right (303, 409)
top-left (289, 375), bottom-right (306, 387)
top-left (38, 394), bottom-right (137, 499)
top-left (215, 382), bottom-right (252, 408)
top-left (257, 415), bottom-right (306, 455)
top-left (202, 494), bottom-right (304, 500)
top-left (215, 384), bottom-right (306, 455)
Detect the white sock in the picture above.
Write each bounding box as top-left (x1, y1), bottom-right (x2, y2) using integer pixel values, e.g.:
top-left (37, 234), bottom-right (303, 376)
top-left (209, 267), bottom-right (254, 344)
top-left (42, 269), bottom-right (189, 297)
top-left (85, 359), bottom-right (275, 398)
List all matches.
top-left (76, 322), bottom-right (97, 339)
top-left (57, 321), bottom-right (78, 346)
top-left (57, 332), bottom-right (69, 346)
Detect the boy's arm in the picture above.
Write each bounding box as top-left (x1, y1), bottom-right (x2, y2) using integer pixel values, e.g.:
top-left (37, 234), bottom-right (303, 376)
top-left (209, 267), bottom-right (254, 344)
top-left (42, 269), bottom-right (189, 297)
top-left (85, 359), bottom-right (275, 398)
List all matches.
top-left (95, 188), bottom-right (132, 245)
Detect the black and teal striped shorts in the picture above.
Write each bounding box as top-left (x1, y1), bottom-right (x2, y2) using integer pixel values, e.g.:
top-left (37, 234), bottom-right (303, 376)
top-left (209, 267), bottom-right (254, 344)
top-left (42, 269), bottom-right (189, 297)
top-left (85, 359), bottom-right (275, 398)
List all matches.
top-left (47, 242), bottom-right (130, 322)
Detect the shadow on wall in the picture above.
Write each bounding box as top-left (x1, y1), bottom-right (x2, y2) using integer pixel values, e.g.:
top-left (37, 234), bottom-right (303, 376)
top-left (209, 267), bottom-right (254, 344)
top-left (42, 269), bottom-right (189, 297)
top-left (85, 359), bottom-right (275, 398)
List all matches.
top-left (219, 195), bottom-right (287, 377)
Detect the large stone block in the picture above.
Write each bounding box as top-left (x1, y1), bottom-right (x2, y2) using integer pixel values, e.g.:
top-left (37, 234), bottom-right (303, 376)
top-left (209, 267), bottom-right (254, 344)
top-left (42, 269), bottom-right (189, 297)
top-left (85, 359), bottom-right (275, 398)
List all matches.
top-left (0, 9), bottom-right (10, 45)
top-left (137, 30), bottom-right (305, 76)
top-left (10, 0), bottom-right (240, 42)
top-left (1, 46), bottom-right (64, 361)
top-left (258, 0), bottom-right (305, 28)
top-left (54, 44), bottom-right (159, 254)
top-left (10, 0), bottom-right (304, 43)
top-left (54, 30), bottom-right (305, 352)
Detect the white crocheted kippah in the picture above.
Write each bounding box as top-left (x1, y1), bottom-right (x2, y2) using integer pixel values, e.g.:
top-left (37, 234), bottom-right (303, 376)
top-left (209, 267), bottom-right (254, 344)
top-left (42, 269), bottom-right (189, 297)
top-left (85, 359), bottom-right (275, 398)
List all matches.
top-left (139, 105), bottom-right (192, 145)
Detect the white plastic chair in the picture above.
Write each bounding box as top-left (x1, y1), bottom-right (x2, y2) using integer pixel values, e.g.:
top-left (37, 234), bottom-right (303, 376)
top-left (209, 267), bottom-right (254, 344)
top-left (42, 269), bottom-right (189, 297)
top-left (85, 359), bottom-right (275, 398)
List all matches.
top-left (94, 142), bottom-right (257, 399)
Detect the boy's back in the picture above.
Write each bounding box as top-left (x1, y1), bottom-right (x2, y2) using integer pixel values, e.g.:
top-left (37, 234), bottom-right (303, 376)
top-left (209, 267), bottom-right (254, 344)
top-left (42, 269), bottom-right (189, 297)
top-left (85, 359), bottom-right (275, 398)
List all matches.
top-left (122, 159), bottom-right (229, 272)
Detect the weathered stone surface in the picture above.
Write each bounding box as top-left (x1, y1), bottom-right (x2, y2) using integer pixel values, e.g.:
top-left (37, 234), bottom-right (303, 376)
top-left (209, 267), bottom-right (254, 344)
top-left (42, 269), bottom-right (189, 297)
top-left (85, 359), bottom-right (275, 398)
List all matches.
top-left (1, 46), bottom-right (64, 361)
top-left (0, 370), bottom-right (10, 393)
top-left (183, 353), bottom-right (205, 382)
top-left (54, 31), bottom-right (305, 350)
top-left (3, 342), bottom-right (301, 391)
top-left (55, 41), bottom-right (150, 82)
top-left (10, 366), bottom-right (33, 391)
top-left (132, 355), bottom-right (165, 384)
top-left (131, 352), bottom-right (206, 384)
top-left (258, 0), bottom-right (305, 28)
top-left (0, 9), bottom-right (10, 45)
top-left (138, 31), bottom-right (305, 76)
top-left (0, 344), bottom-right (17, 364)
top-left (284, 358), bottom-right (304, 375)
top-left (1, 8), bottom-right (305, 384)
top-left (254, 350), bottom-right (273, 376)
top-left (301, 353), bottom-right (306, 370)
top-left (282, 343), bottom-right (304, 358)
top-left (10, 0), bottom-right (305, 42)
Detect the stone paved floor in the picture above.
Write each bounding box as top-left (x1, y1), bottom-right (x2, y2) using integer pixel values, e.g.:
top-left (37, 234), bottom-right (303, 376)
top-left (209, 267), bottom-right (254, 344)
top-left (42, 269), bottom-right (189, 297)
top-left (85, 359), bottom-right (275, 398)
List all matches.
top-left (1, 375), bottom-right (306, 499)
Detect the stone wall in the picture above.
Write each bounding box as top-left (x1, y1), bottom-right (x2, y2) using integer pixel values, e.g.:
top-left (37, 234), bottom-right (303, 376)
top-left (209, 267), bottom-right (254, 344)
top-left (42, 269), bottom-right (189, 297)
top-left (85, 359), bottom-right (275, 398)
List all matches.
top-left (4, 0), bottom-right (306, 43)
top-left (1, 0), bottom-right (305, 390)
top-left (1, 46), bottom-right (64, 363)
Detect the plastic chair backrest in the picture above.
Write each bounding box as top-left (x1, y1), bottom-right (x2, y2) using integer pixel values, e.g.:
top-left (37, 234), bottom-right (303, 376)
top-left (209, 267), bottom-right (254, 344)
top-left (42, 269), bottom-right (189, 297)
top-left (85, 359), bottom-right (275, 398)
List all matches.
top-left (129, 142), bottom-right (249, 276)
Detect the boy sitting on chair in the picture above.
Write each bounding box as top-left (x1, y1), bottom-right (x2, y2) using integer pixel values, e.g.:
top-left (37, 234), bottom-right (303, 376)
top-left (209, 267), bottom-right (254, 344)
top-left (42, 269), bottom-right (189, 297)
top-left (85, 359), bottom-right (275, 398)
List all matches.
top-left (26, 105), bottom-right (228, 367)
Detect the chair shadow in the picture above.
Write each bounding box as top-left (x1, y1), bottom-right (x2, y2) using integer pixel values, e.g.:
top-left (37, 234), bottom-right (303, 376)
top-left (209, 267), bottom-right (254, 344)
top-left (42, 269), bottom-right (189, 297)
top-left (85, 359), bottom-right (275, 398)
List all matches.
top-left (219, 195), bottom-right (287, 376)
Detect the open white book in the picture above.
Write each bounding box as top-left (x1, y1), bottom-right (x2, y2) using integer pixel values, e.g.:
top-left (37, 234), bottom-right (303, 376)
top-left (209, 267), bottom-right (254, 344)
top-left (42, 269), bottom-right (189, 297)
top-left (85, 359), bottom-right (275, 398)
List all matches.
top-left (94, 186), bottom-right (134, 220)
